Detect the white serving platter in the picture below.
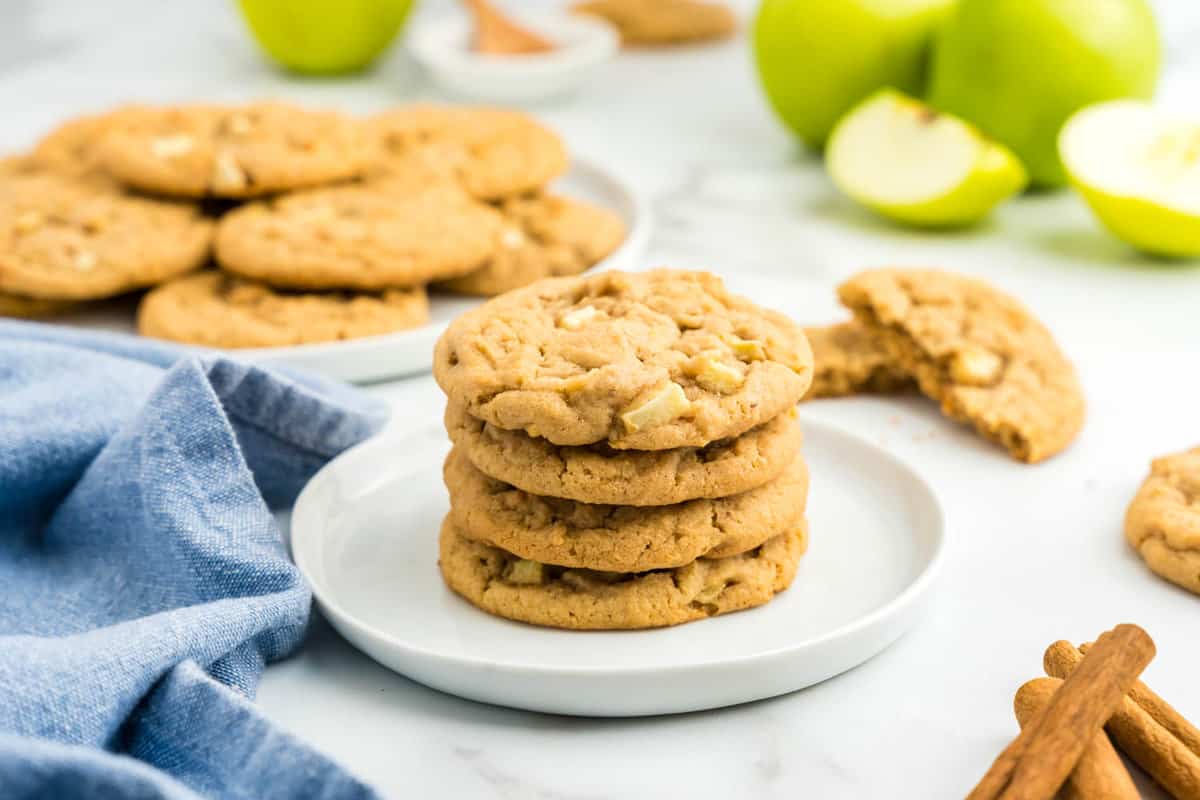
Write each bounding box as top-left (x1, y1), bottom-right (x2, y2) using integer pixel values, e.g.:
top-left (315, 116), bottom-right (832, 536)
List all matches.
top-left (56, 156), bottom-right (651, 383)
top-left (291, 417), bottom-right (946, 717)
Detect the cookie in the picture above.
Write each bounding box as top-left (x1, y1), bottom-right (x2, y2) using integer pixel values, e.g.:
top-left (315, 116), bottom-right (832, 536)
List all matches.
top-left (434, 270), bottom-right (813, 449)
top-left (369, 105), bottom-right (568, 200)
top-left (838, 269), bottom-right (1085, 463)
top-left (100, 102), bottom-right (364, 198)
top-left (31, 106), bottom-right (147, 179)
top-left (1124, 447), bottom-right (1200, 595)
top-left (0, 291), bottom-right (76, 319)
top-left (0, 171), bottom-right (213, 300)
top-left (437, 193), bottom-right (626, 296)
top-left (138, 271), bottom-right (428, 349)
top-left (445, 445), bottom-right (808, 572)
top-left (572, 0), bottom-right (736, 46)
top-left (215, 179), bottom-right (506, 290)
top-left (803, 321), bottom-right (913, 400)
top-left (446, 402), bottom-right (802, 506)
top-left (438, 517), bottom-right (806, 629)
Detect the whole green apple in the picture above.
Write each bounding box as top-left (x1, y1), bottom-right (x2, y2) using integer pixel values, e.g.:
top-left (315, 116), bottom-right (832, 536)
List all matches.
top-left (753, 0), bottom-right (954, 150)
top-left (928, 0), bottom-right (1161, 187)
top-left (239, 0), bottom-right (415, 75)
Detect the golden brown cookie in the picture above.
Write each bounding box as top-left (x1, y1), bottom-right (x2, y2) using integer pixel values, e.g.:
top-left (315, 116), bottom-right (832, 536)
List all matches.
top-left (100, 102), bottom-right (364, 198)
top-left (445, 445), bottom-right (808, 572)
top-left (31, 106), bottom-right (147, 178)
top-left (138, 271), bottom-right (428, 349)
top-left (803, 321), bottom-right (913, 400)
top-left (434, 270), bottom-right (813, 449)
top-left (214, 179), bottom-right (506, 290)
top-left (368, 105), bottom-right (568, 200)
top-left (838, 268), bottom-right (1085, 463)
top-left (0, 291), bottom-right (77, 319)
top-left (439, 517), bottom-right (806, 629)
top-left (1124, 447), bottom-right (1200, 595)
top-left (437, 193), bottom-right (626, 296)
top-left (572, 0), bottom-right (736, 46)
top-left (446, 402), bottom-right (802, 506)
top-left (0, 171), bottom-right (213, 301)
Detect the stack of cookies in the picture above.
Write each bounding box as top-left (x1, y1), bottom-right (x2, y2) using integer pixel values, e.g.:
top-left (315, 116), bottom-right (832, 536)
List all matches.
top-left (433, 269), bottom-right (815, 630)
top-left (0, 102), bottom-right (627, 348)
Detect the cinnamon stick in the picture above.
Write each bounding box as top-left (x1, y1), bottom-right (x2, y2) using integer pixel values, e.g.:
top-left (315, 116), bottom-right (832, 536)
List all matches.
top-left (1046, 640), bottom-right (1200, 800)
top-left (465, 0), bottom-right (555, 55)
top-left (967, 624), bottom-right (1156, 800)
top-left (1080, 640), bottom-right (1200, 759)
top-left (1013, 678), bottom-right (1139, 800)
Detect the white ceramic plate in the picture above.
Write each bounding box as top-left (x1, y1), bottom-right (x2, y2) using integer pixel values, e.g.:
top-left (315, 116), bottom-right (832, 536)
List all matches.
top-left (56, 157), bottom-right (651, 384)
top-left (291, 417), bottom-right (945, 717)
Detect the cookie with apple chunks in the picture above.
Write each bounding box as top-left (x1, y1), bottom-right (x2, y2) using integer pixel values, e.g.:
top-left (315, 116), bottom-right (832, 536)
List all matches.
top-left (433, 269), bottom-right (813, 449)
top-left (838, 268), bottom-right (1084, 462)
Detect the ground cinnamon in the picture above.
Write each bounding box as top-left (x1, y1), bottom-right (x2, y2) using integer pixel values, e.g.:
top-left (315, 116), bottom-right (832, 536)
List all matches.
top-left (1046, 640), bottom-right (1200, 800)
top-left (967, 624), bottom-right (1156, 800)
top-left (1013, 678), bottom-right (1139, 800)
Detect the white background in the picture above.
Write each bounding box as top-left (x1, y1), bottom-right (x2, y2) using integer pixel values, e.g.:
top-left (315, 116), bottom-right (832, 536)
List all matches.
top-left (2, 1), bottom-right (1198, 797)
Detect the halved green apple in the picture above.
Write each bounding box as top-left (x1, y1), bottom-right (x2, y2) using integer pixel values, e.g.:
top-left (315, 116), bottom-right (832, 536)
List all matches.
top-left (1060, 100), bottom-right (1200, 258)
top-left (826, 89), bottom-right (1028, 228)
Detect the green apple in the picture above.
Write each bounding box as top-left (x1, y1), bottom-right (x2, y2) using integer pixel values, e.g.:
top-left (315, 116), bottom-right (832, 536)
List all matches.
top-left (928, 0), bottom-right (1161, 188)
top-left (827, 89), bottom-right (1027, 227)
top-left (753, 0), bottom-right (953, 150)
top-left (239, 0), bottom-right (415, 75)
top-left (1060, 100), bottom-right (1200, 258)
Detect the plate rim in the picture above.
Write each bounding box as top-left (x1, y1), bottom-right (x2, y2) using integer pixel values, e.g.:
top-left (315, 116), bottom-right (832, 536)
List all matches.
top-left (232, 156), bottom-right (653, 363)
top-left (291, 417), bottom-right (947, 678)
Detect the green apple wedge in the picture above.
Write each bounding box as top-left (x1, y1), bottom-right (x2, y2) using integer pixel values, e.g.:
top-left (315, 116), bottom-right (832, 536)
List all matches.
top-left (826, 90), bottom-right (1028, 228)
top-left (928, 0), bottom-right (1161, 188)
top-left (1060, 100), bottom-right (1200, 259)
top-left (753, 0), bottom-right (953, 151)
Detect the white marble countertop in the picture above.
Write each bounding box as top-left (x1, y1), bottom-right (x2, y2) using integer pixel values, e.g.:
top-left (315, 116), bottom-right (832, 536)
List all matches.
top-left (4, 1), bottom-right (1199, 796)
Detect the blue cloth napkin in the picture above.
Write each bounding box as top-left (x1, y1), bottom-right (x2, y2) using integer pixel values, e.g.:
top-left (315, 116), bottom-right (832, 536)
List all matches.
top-left (0, 321), bottom-right (387, 799)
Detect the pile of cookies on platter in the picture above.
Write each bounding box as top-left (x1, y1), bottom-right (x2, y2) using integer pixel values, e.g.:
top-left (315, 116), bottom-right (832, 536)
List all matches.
top-left (432, 268), bottom-right (815, 630)
top-left (0, 101), bottom-right (626, 347)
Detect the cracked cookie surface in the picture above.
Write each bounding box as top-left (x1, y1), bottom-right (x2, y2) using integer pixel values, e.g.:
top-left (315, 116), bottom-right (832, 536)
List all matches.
top-left (572, 0), bottom-right (736, 45)
top-left (445, 446), bottom-right (808, 572)
top-left (446, 402), bottom-right (802, 506)
top-left (839, 268), bottom-right (1084, 463)
top-left (1125, 446), bottom-right (1200, 595)
top-left (438, 517), bottom-right (806, 629)
top-left (138, 271), bottom-right (428, 348)
top-left (438, 193), bottom-right (626, 296)
top-left (803, 321), bottom-right (913, 400)
top-left (215, 179), bottom-right (506, 290)
top-left (434, 270), bottom-right (813, 449)
top-left (100, 102), bottom-right (364, 198)
top-left (368, 105), bottom-right (567, 200)
top-left (0, 171), bottom-right (213, 300)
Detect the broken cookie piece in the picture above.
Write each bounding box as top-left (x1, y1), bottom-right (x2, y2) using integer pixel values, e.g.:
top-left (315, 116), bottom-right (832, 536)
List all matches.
top-left (838, 268), bottom-right (1084, 463)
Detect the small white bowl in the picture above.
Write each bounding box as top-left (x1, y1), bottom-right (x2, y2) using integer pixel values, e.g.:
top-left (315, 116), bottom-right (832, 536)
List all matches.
top-left (408, 13), bottom-right (619, 103)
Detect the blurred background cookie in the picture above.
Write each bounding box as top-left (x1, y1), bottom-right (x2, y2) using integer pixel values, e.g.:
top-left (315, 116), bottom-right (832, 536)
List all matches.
top-left (138, 271), bottom-right (429, 348)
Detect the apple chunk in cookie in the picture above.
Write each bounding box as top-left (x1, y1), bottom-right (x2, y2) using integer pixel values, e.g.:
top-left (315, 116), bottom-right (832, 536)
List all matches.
top-left (433, 270), bottom-right (813, 449)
